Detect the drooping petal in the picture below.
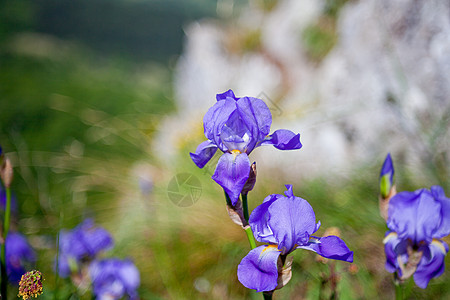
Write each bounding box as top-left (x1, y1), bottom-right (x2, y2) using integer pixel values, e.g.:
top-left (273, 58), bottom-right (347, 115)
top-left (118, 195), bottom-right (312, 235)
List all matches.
top-left (413, 240), bottom-right (448, 289)
top-left (190, 140), bottom-right (218, 168)
top-left (212, 152), bottom-right (250, 205)
top-left (237, 245), bottom-right (281, 293)
top-left (236, 96), bottom-right (272, 150)
top-left (6, 232), bottom-right (36, 283)
top-left (249, 194), bottom-right (280, 244)
top-left (298, 236), bottom-right (353, 263)
top-left (260, 129), bottom-right (302, 150)
top-left (430, 185), bottom-right (450, 239)
top-left (387, 189), bottom-right (442, 244)
top-left (268, 195), bottom-right (316, 254)
top-left (216, 89), bottom-right (237, 101)
top-left (379, 153), bottom-right (394, 198)
top-left (383, 231), bottom-right (402, 274)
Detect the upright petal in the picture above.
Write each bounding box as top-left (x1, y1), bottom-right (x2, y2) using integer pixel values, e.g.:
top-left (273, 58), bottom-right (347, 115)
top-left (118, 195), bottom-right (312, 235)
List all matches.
top-left (260, 129), bottom-right (302, 150)
top-left (236, 96), bottom-right (272, 149)
top-left (298, 236), bottom-right (353, 263)
top-left (431, 185), bottom-right (450, 238)
top-left (413, 240), bottom-right (448, 289)
top-left (212, 152), bottom-right (250, 205)
top-left (237, 245), bottom-right (281, 293)
top-left (387, 189), bottom-right (441, 244)
top-left (190, 140), bottom-right (218, 168)
top-left (268, 196), bottom-right (316, 254)
top-left (249, 194), bottom-right (280, 244)
top-left (203, 98), bottom-right (236, 148)
top-left (216, 89), bottom-right (237, 101)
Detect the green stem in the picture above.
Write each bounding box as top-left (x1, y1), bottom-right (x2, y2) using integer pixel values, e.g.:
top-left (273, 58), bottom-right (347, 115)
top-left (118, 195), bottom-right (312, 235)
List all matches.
top-left (244, 226), bottom-right (257, 249)
top-left (241, 193), bottom-right (249, 223)
top-left (1, 187), bottom-right (12, 299)
top-left (263, 291), bottom-right (273, 300)
top-left (394, 276), bottom-right (404, 300)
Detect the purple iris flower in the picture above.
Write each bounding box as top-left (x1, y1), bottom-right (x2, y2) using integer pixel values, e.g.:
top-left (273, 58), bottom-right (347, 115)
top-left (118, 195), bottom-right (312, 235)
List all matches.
top-left (379, 153), bottom-right (394, 199)
top-left (238, 185), bottom-right (353, 292)
top-left (6, 232), bottom-right (36, 283)
top-left (89, 258), bottom-right (140, 300)
top-left (384, 185), bottom-right (450, 288)
top-left (57, 219), bottom-right (113, 277)
top-left (190, 90), bottom-right (302, 205)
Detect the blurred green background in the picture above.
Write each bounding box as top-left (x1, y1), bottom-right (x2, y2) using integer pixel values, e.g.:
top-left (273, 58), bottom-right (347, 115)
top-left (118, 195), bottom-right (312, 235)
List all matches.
top-left (1, 0), bottom-right (449, 299)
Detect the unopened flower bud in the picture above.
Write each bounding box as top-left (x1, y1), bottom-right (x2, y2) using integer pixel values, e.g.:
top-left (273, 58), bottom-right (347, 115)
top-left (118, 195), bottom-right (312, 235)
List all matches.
top-left (18, 270), bottom-right (44, 300)
top-left (1, 157), bottom-right (13, 188)
top-left (379, 153), bottom-right (394, 199)
top-left (242, 162), bottom-right (257, 195)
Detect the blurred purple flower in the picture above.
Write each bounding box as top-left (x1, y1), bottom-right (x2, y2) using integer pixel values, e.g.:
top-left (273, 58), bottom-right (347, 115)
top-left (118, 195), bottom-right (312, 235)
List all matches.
top-left (0, 184), bottom-right (18, 213)
top-left (6, 232), bottom-right (36, 283)
top-left (379, 153), bottom-right (394, 198)
top-left (57, 219), bottom-right (113, 277)
top-left (190, 90), bottom-right (302, 205)
top-left (238, 185), bottom-right (353, 292)
top-left (384, 186), bottom-right (450, 288)
top-left (89, 258), bottom-right (140, 300)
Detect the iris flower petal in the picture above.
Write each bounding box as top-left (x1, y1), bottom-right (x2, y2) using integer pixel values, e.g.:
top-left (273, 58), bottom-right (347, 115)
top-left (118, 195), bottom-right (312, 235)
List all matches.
top-left (216, 89), bottom-right (237, 101)
top-left (430, 185), bottom-right (450, 238)
top-left (236, 96), bottom-right (272, 147)
top-left (261, 129), bottom-right (302, 150)
top-left (203, 98), bottom-right (237, 149)
top-left (268, 195), bottom-right (316, 253)
top-left (189, 140), bottom-right (218, 168)
top-left (237, 245), bottom-right (281, 293)
top-left (249, 194), bottom-right (280, 244)
top-left (212, 152), bottom-right (250, 205)
top-left (387, 189), bottom-right (441, 243)
top-left (413, 240), bottom-right (448, 289)
top-left (298, 236), bottom-right (354, 263)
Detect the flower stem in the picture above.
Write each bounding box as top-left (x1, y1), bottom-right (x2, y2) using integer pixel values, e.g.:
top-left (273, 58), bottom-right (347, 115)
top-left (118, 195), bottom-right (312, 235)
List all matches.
top-left (394, 274), bottom-right (404, 300)
top-left (1, 186), bottom-right (12, 299)
top-left (244, 226), bottom-right (257, 249)
top-left (263, 291), bottom-right (273, 300)
top-left (241, 193), bottom-right (249, 223)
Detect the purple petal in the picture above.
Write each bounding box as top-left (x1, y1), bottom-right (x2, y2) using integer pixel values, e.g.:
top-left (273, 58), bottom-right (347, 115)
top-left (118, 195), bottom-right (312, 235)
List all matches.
top-left (237, 245), bottom-right (281, 293)
top-left (430, 185), bottom-right (450, 238)
top-left (6, 232), bottom-right (36, 283)
top-left (216, 89), bottom-right (237, 101)
top-left (212, 152), bottom-right (250, 205)
top-left (190, 140), bottom-right (218, 168)
top-left (203, 98), bottom-right (237, 149)
top-left (249, 194), bottom-right (280, 244)
top-left (413, 240), bottom-right (448, 289)
top-left (383, 231), bottom-right (402, 274)
top-left (298, 236), bottom-right (353, 263)
top-left (380, 153), bottom-right (394, 180)
top-left (268, 195), bottom-right (317, 254)
top-left (387, 189), bottom-right (441, 244)
top-left (236, 96), bottom-right (272, 149)
top-left (260, 129), bottom-right (302, 150)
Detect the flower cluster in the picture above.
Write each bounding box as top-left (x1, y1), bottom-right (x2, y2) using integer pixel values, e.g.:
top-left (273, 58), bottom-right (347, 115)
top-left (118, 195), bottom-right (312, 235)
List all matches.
top-left (190, 90), bottom-right (301, 205)
top-left (57, 219), bottom-right (113, 277)
top-left (56, 219), bottom-right (140, 299)
top-left (18, 270), bottom-right (43, 300)
top-left (238, 185), bottom-right (353, 292)
top-left (379, 154), bottom-right (450, 288)
top-left (191, 91), bottom-right (353, 296)
top-left (90, 258), bottom-right (140, 300)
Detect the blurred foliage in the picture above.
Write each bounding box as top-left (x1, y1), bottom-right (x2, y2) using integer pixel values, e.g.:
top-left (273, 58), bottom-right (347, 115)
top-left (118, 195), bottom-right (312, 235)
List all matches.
top-left (1, 0), bottom-right (449, 299)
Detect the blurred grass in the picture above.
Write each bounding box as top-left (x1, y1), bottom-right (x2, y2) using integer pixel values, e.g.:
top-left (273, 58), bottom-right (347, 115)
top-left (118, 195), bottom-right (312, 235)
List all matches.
top-left (1, 1), bottom-right (450, 300)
